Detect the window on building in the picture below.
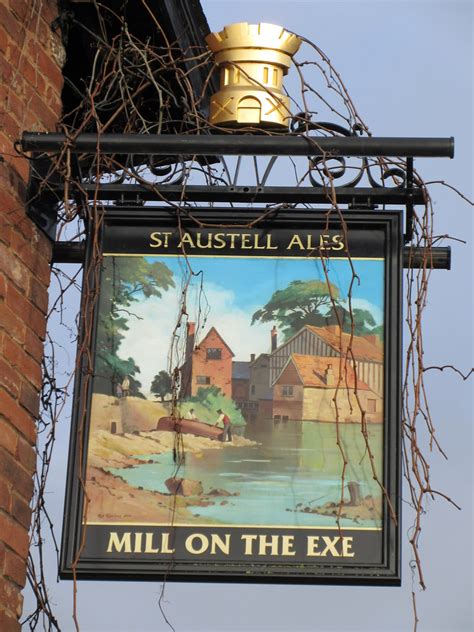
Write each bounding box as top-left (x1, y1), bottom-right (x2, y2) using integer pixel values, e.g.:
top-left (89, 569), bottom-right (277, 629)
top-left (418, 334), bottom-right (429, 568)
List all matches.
top-left (251, 385), bottom-right (255, 395)
top-left (281, 385), bottom-right (294, 397)
top-left (206, 347), bottom-right (222, 360)
top-left (367, 399), bottom-right (377, 413)
top-left (196, 376), bottom-right (211, 385)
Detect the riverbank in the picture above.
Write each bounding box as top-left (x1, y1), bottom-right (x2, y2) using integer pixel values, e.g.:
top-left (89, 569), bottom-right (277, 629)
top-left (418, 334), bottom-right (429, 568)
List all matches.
top-left (85, 429), bottom-right (256, 523)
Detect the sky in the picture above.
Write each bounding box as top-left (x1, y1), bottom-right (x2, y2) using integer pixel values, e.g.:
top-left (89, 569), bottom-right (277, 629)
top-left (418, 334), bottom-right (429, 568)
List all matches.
top-left (23, 2), bottom-right (473, 631)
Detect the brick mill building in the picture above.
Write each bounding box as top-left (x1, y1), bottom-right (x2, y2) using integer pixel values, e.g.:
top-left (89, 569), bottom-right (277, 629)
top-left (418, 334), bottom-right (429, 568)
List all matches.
top-left (180, 323), bottom-right (235, 398)
top-left (272, 354), bottom-right (383, 423)
top-left (269, 324), bottom-right (384, 397)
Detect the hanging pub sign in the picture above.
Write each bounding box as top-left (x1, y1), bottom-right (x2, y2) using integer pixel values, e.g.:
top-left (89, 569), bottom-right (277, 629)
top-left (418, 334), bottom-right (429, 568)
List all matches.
top-left (61, 208), bottom-right (401, 584)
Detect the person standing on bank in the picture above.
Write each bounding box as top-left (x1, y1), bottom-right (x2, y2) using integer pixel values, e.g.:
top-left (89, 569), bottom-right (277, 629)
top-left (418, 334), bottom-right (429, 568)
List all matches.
top-left (215, 408), bottom-right (232, 442)
top-left (121, 375), bottom-right (130, 397)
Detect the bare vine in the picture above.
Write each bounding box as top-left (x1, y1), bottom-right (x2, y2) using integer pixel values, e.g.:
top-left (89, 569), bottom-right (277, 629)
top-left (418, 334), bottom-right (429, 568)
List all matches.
top-left (19, 6), bottom-right (472, 632)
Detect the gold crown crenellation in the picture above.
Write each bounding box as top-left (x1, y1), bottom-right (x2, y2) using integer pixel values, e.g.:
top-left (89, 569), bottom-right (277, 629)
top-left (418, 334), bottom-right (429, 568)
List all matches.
top-left (206, 22), bottom-right (302, 129)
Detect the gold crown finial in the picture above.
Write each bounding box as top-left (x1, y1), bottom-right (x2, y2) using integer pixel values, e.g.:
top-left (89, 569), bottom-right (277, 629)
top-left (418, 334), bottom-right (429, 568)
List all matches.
top-left (206, 22), bottom-right (302, 129)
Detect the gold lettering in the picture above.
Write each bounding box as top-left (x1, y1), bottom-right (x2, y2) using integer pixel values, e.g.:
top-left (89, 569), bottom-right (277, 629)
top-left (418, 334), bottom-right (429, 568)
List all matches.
top-left (253, 234), bottom-right (266, 250)
top-left (185, 533), bottom-right (208, 554)
top-left (107, 532), bottom-right (132, 553)
top-left (241, 233), bottom-right (253, 249)
top-left (287, 234), bottom-right (305, 250)
top-left (210, 533), bottom-right (230, 555)
top-left (149, 232), bottom-right (162, 248)
top-left (144, 532), bottom-right (159, 553)
top-left (332, 234), bottom-right (345, 251)
top-left (241, 534), bottom-right (258, 555)
top-left (134, 532), bottom-right (143, 553)
top-left (161, 533), bottom-right (175, 554)
top-left (213, 233), bottom-right (227, 249)
top-left (227, 233), bottom-right (241, 249)
top-left (149, 231), bottom-right (172, 248)
top-left (319, 234), bottom-right (331, 250)
top-left (342, 537), bottom-right (355, 558)
top-left (321, 536), bottom-right (341, 557)
top-left (306, 535), bottom-right (321, 556)
top-left (196, 233), bottom-right (213, 249)
top-left (266, 234), bottom-right (278, 250)
top-left (281, 535), bottom-right (296, 556)
top-left (178, 232), bottom-right (195, 249)
top-left (258, 535), bottom-right (279, 555)
top-left (306, 234), bottom-right (316, 250)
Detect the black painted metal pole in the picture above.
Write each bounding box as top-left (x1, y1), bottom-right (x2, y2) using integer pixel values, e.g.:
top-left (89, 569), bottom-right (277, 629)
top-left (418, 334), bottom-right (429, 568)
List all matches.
top-left (51, 241), bottom-right (451, 270)
top-left (21, 132), bottom-right (455, 158)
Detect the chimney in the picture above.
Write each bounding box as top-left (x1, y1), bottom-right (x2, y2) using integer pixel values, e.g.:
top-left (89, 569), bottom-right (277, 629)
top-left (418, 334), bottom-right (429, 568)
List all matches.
top-left (325, 364), bottom-right (335, 387)
top-left (250, 353), bottom-right (256, 363)
top-left (271, 326), bottom-right (278, 352)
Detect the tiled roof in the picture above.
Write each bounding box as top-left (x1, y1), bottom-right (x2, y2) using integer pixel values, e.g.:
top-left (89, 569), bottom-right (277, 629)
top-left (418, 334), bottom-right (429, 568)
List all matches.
top-left (306, 325), bottom-right (383, 362)
top-left (232, 361), bottom-right (250, 379)
top-left (198, 326), bottom-right (235, 357)
top-left (290, 354), bottom-right (371, 390)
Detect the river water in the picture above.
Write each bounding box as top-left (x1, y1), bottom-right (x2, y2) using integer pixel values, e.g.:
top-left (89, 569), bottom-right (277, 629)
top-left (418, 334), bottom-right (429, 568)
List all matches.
top-left (110, 420), bottom-right (383, 529)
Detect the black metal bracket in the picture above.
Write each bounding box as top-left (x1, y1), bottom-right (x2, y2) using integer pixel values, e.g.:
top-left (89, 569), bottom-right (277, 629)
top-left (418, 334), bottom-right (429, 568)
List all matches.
top-left (21, 132), bottom-right (455, 269)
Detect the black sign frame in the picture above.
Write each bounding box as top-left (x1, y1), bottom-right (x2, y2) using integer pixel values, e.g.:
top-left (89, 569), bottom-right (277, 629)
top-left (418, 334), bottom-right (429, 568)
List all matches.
top-left (61, 208), bottom-right (402, 585)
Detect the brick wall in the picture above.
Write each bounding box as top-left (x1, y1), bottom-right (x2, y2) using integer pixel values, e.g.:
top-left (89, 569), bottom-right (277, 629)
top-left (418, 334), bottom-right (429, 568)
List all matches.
top-left (0, 1), bottom-right (63, 629)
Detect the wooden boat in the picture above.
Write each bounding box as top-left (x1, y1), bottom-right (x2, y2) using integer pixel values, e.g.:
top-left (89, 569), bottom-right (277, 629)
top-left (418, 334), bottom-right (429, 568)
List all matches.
top-left (156, 416), bottom-right (223, 441)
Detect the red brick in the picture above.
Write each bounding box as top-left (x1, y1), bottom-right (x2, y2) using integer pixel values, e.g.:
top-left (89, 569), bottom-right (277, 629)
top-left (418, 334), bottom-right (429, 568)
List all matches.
top-left (15, 437), bottom-right (36, 472)
top-left (0, 420), bottom-right (18, 456)
top-left (19, 380), bottom-right (40, 420)
top-left (20, 57), bottom-right (46, 95)
top-left (0, 209), bottom-right (35, 244)
top-left (0, 358), bottom-right (21, 399)
top-left (0, 55), bottom-right (13, 88)
top-left (3, 336), bottom-right (42, 388)
top-left (0, 273), bottom-right (6, 298)
top-left (0, 577), bottom-right (22, 618)
top-left (4, 549), bottom-right (26, 588)
top-left (0, 224), bottom-right (12, 247)
top-left (0, 243), bottom-right (29, 290)
top-left (30, 40), bottom-right (63, 87)
top-left (5, 282), bottom-right (29, 314)
top-left (0, 450), bottom-right (34, 505)
top-left (0, 388), bottom-right (36, 445)
top-left (0, 513), bottom-right (29, 560)
top-left (0, 6), bottom-right (23, 43)
top-left (0, 182), bottom-right (24, 213)
top-left (0, 304), bottom-right (25, 345)
top-left (11, 231), bottom-right (52, 287)
top-left (0, 607), bottom-right (20, 632)
top-left (28, 275), bottom-right (49, 315)
top-left (0, 477), bottom-right (12, 512)
top-left (5, 284), bottom-right (47, 347)
top-left (0, 541), bottom-right (5, 571)
top-left (0, 111), bottom-right (20, 142)
top-left (23, 85), bottom-right (58, 130)
top-left (11, 494), bottom-right (31, 531)
top-left (24, 328), bottom-right (45, 363)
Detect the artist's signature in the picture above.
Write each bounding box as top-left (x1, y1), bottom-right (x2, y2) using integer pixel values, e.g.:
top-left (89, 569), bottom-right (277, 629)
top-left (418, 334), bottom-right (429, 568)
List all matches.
top-left (98, 513), bottom-right (133, 519)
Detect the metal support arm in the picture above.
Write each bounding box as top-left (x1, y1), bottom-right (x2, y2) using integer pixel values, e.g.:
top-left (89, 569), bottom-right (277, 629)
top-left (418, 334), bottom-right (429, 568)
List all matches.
top-left (21, 133), bottom-right (455, 158)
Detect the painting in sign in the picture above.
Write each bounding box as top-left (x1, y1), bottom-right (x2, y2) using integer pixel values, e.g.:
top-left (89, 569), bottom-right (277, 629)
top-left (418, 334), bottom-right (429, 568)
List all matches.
top-left (61, 213), bottom-right (400, 582)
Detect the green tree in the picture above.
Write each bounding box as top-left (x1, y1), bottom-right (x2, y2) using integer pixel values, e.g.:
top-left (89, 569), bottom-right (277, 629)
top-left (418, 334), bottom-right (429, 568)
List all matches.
top-left (252, 279), bottom-right (381, 341)
top-left (95, 257), bottom-right (174, 396)
top-left (151, 370), bottom-right (172, 402)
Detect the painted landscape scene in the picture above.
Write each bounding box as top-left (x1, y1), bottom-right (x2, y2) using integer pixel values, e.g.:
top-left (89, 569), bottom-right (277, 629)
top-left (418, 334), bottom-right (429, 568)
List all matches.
top-left (85, 254), bottom-right (385, 529)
